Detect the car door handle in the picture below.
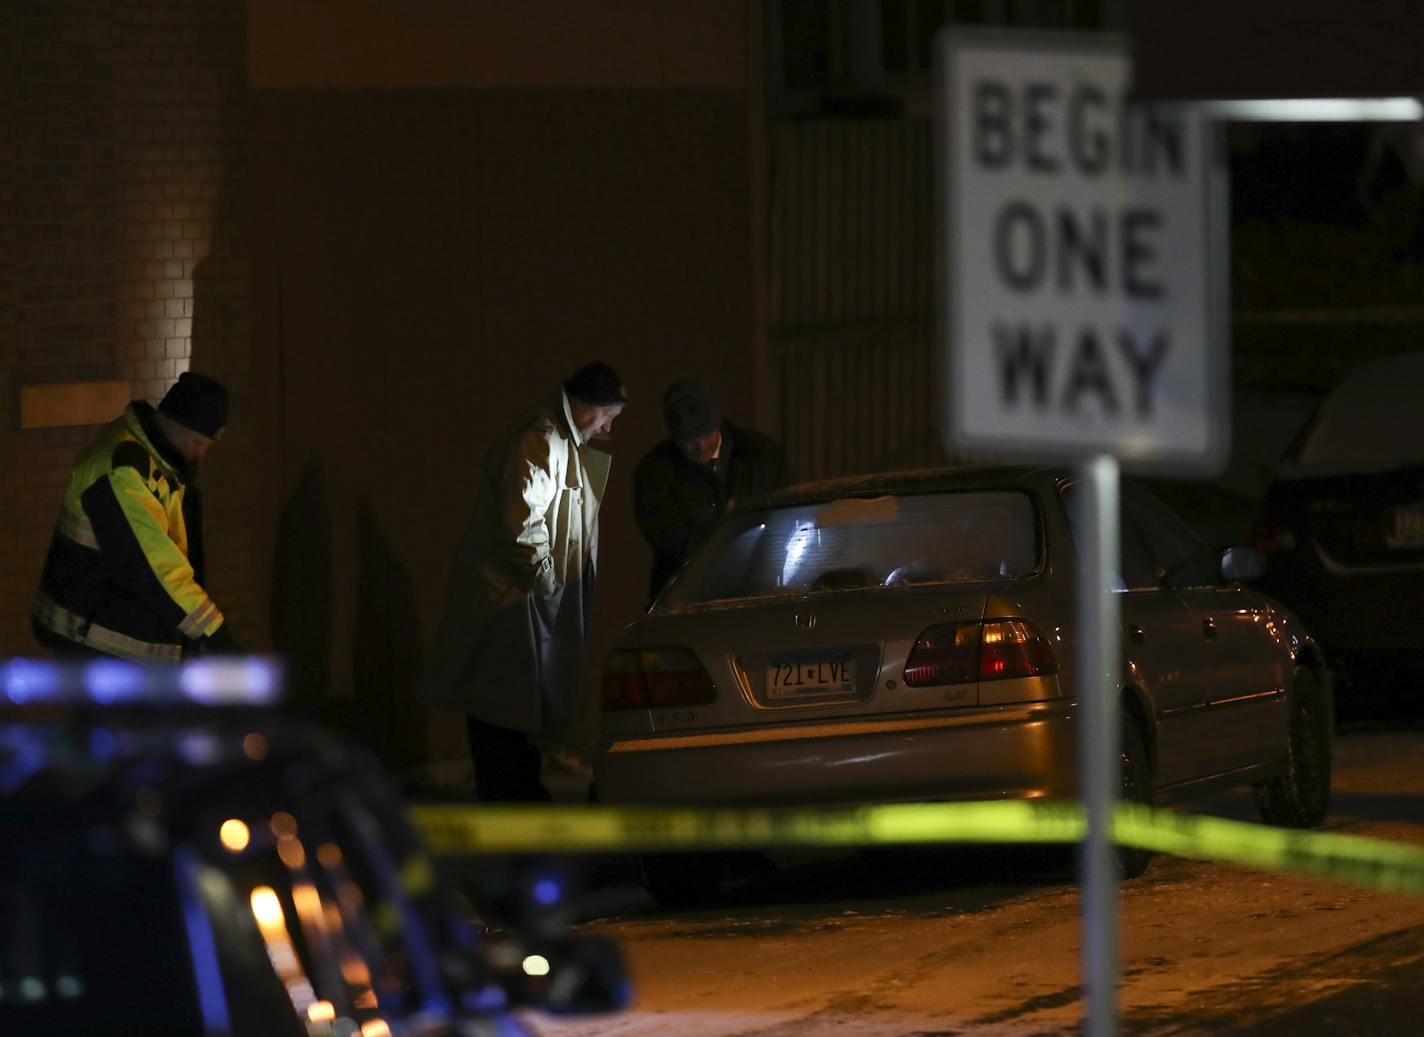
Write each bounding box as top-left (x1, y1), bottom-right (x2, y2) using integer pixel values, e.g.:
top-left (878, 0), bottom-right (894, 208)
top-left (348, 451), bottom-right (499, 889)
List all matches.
top-left (1127, 623), bottom-right (1145, 643)
top-left (1202, 617), bottom-right (1217, 639)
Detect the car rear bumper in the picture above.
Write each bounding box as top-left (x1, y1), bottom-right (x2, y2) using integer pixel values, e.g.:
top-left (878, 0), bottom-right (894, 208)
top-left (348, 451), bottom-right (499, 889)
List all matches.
top-left (594, 702), bottom-right (1080, 807)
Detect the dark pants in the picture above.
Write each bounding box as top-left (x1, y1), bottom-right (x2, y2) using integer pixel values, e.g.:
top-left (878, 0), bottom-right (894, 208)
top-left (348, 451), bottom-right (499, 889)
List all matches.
top-left (467, 716), bottom-right (552, 803)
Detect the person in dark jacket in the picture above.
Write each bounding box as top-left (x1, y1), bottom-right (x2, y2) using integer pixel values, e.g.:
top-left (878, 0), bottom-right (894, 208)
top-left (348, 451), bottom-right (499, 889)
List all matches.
top-left (633, 380), bottom-right (791, 602)
top-left (32, 372), bottom-right (241, 661)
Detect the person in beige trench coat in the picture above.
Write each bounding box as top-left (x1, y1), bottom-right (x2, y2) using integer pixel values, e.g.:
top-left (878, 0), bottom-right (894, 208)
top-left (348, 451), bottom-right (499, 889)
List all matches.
top-left (421, 362), bottom-right (626, 801)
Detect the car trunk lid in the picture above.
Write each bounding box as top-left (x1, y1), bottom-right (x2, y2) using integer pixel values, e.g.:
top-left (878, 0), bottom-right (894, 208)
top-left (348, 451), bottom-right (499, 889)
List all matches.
top-left (627, 589), bottom-right (990, 732)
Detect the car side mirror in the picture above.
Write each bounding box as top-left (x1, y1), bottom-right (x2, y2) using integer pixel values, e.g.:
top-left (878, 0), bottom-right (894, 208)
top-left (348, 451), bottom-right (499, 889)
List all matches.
top-left (483, 934), bottom-right (631, 1016)
top-left (1220, 546), bottom-right (1264, 583)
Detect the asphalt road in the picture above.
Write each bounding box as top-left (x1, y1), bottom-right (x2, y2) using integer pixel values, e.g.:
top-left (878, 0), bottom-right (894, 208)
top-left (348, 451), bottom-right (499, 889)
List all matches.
top-left (528, 725), bottom-right (1424, 1036)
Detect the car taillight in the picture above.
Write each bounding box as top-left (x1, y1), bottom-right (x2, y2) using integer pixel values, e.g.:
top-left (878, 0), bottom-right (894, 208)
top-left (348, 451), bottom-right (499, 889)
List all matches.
top-left (978, 619), bottom-right (1057, 679)
top-left (602, 648), bottom-right (716, 710)
top-left (903, 619), bottom-right (1057, 687)
top-left (902, 622), bottom-right (980, 687)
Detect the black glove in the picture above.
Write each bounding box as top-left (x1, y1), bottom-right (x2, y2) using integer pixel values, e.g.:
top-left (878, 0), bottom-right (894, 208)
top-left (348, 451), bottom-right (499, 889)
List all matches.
top-left (199, 623), bottom-right (243, 656)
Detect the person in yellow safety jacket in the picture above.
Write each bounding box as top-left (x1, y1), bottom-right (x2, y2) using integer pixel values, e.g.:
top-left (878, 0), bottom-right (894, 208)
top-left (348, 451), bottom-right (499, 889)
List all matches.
top-left (32, 372), bottom-right (241, 661)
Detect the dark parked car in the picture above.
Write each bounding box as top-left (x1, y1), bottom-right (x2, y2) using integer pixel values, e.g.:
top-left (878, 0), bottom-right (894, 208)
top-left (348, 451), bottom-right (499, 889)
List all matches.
top-left (0, 658), bottom-right (627, 1036)
top-left (595, 466), bottom-right (1333, 903)
top-left (1251, 351), bottom-right (1424, 711)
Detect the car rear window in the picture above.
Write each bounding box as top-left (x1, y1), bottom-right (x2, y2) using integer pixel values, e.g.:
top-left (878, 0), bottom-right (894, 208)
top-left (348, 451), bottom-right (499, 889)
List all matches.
top-left (1286, 351), bottom-right (1424, 474)
top-left (0, 831), bottom-right (210, 1037)
top-left (659, 490), bottom-right (1039, 606)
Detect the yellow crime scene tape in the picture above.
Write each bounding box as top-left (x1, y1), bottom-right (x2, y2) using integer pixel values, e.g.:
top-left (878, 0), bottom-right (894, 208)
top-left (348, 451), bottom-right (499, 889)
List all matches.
top-left (408, 800), bottom-right (1424, 898)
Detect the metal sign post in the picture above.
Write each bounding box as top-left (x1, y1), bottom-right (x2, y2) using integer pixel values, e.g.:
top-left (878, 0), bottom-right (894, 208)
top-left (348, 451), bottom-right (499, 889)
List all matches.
top-left (1073, 454), bottom-right (1121, 1037)
top-left (936, 28), bottom-right (1228, 1037)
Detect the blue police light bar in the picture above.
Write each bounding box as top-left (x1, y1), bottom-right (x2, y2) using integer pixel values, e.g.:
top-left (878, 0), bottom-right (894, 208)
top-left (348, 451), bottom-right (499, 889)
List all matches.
top-left (1, 657), bottom-right (284, 708)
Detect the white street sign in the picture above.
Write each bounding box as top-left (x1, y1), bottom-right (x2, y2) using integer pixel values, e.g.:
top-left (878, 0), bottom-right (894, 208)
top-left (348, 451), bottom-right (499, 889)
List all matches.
top-left (938, 32), bottom-right (1227, 471)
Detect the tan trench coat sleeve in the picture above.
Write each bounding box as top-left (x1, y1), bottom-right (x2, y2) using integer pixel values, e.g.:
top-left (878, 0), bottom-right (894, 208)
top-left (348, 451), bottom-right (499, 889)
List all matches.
top-left (503, 425), bottom-right (563, 598)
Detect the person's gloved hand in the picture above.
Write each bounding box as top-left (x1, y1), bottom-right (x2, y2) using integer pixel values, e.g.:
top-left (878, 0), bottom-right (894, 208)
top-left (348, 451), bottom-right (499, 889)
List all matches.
top-left (198, 623), bottom-right (243, 656)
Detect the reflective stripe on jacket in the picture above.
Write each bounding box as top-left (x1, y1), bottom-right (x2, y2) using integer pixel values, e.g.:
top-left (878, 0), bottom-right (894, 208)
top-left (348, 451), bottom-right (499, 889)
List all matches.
top-left (32, 401), bottom-right (224, 658)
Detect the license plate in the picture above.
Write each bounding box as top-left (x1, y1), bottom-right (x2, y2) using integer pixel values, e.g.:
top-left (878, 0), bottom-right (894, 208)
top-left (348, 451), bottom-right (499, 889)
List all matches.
top-left (1385, 502), bottom-right (1424, 549)
top-left (766, 658), bottom-right (856, 699)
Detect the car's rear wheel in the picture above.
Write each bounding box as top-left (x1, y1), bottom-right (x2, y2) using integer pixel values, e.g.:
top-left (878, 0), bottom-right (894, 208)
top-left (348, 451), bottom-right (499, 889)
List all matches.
top-left (1115, 718), bottom-right (1153, 880)
top-left (1254, 666), bottom-right (1332, 827)
top-left (639, 852), bottom-right (725, 908)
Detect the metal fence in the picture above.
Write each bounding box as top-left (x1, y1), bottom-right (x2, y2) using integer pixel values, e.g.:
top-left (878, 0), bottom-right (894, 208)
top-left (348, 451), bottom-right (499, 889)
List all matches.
top-left (768, 118), bottom-right (948, 480)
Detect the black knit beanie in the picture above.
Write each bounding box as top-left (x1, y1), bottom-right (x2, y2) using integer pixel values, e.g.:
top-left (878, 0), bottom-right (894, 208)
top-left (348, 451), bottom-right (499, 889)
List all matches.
top-left (159, 372), bottom-right (229, 438)
top-left (563, 361), bottom-right (627, 406)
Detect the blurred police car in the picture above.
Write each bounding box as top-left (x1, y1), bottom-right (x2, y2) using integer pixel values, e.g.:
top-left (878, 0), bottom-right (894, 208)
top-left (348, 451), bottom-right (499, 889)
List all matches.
top-left (0, 657), bottom-right (627, 1037)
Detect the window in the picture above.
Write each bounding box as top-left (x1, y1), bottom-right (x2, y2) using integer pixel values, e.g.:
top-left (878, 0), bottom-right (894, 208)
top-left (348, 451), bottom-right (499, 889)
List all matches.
top-left (0, 831), bottom-right (207, 1036)
top-left (1058, 482), bottom-right (1158, 591)
top-left (661, 490), bottom-right (1040, 606)
top-left (1124, 485), bottom-right (1219, 589)
top-left (768, 0), bottom-right (1120, 117)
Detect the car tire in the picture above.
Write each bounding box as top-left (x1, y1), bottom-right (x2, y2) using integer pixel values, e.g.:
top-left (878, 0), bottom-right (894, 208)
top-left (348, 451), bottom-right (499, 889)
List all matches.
top-left (1115, 719), bottom-right (1153, 880)
top-left (639, 852), bottom-right (725, 908)
top-left (1254, 666), bottom-right (1332, 827)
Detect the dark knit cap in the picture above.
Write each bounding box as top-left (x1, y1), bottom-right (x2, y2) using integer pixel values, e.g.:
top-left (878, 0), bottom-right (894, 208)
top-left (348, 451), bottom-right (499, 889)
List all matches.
top-left (159, 372), bottom-right (229, 438)
top-left (663, 380), bottom-right (721, 442)
top-left (563, 361), bottom-right (627, 405)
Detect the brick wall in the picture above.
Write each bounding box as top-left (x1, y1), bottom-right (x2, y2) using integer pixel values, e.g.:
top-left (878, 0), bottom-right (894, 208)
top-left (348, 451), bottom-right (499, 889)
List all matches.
top-left (0, 0), bottom-right (259, 654)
